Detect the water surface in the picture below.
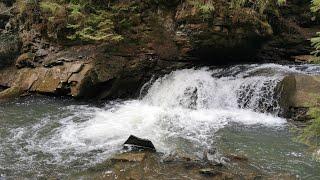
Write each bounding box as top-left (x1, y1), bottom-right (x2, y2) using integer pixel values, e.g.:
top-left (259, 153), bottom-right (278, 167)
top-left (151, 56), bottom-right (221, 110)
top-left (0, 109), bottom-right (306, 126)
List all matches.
top-left (1, 64), bottom-right (320, 178)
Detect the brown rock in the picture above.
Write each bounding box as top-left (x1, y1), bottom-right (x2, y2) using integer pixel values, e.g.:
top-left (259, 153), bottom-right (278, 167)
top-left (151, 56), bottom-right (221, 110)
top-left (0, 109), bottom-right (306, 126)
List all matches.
top-left (111, 152), bottom-right (146, 162)
top-left (0, 86), bottom-right (24, 100)
top-left (292, 55), bottom-right (314, 63)
top-left (280, 75), bottom-right (320, 108)
top-left (15, 53), bottom-right (36, 69)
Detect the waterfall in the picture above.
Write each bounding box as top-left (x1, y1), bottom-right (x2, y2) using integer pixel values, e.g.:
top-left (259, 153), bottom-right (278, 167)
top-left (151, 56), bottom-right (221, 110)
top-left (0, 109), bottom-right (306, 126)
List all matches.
top-left (37, 64), bottom-right (289, 163)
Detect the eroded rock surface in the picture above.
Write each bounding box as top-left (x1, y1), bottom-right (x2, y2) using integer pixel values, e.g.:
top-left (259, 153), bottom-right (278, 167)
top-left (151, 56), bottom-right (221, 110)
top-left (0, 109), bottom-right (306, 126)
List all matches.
top-left (279, 75), bottom-right (320, 121)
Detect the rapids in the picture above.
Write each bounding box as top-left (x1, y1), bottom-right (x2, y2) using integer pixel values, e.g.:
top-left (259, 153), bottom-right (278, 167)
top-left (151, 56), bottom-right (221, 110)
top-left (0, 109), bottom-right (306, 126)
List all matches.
top-left (1, 63), bottom-right (320, 178)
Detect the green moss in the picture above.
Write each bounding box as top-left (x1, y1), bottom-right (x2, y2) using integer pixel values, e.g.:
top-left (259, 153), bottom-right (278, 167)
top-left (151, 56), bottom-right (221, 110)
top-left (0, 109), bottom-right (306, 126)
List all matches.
top-left (298, 107), bottom-right (320, 148)
top-left (230, 0), bottom-right (285, 14)
top-left (188, 0), bottom-right (215, 14)
top-left (40, 1), bottom-right (64, 15)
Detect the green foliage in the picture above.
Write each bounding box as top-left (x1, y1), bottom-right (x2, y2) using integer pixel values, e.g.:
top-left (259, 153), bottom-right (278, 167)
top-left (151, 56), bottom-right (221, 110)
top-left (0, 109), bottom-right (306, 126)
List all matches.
top-left (34, 0), bottom-right (123, 43)
top-left (311, 0), bottom-right (320, 13)
top-left (298, 107), bottom-right (320, 148)
top-left (67, 10), bottom-right (123, 42)
top-left (311, 0), bottom-right (320, 57)
top-left (230, 0), bottom-right (285, 14)
top-left (16, 0), bottom-right (39, 14)
top-left (189, 0), bottom-right (215, 14)
top-left (311, 32), bottom-right (320, 56)
top-left (40, 1), bottom-right (65, 19)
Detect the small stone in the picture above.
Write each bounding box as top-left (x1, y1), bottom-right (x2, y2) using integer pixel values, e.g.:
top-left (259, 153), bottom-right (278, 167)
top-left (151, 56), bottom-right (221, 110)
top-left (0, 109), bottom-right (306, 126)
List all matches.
top-left (199, 168), bottom-right (221, 176)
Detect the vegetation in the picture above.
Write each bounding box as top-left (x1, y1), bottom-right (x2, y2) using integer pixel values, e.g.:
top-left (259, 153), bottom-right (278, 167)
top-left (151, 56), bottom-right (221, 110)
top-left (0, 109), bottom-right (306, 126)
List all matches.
top-left (28, 0), bottom-right (123, 42)
top-left (311, 0), bottom-right (320, 57)
top-left (299, 107), bottom-right (320, 148)
top-left (189, 0), bottom-right (215, 14)
top-left (230, 0), bottom-right (286, 14)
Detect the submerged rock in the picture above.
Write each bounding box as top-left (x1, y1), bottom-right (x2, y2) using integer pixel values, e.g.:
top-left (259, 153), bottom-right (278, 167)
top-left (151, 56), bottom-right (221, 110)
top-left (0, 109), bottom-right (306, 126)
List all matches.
top-left (111, 152), bottom-right (146, 162)
top-left (124, 135), bottom-right (156, 151)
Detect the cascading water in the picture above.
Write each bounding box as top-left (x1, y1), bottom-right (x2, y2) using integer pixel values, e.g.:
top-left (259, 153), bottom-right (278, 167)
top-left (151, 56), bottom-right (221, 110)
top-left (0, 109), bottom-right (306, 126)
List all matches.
top-left (1, 63), bottom-right (320, 178)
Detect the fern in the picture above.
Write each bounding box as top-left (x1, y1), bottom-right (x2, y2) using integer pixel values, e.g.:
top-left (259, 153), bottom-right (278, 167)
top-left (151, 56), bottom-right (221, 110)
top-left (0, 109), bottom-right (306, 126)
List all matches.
top-left (311, 32), bottom-right (320, 56)
top-left (311, 0), bottom-right (320, 56)
top-left (311, 0), bottom-right (320, 13)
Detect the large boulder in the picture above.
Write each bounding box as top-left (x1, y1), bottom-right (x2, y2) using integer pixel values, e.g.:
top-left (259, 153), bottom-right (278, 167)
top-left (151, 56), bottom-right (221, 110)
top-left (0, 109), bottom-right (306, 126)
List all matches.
top-left (278, 75), bottom-right (320, 120)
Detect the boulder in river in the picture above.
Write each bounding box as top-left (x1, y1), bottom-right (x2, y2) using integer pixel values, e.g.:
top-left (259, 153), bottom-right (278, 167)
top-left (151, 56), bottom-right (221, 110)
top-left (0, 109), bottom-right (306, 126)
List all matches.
top-left (124, 135), bottom-right (156, 151)
top-left (278, 75), bottom-right (320, 120)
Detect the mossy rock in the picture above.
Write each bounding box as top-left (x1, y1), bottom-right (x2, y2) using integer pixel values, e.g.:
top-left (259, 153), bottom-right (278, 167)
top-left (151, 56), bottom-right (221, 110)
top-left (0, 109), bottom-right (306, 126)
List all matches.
top-left (0, 86), bottom-right (24, 100)
top-left (0, 33), bottom-right (21, 68)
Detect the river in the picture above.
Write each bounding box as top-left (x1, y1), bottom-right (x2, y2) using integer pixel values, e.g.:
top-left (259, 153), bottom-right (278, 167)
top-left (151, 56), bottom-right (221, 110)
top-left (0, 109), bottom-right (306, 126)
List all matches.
top-left (1, 63), bottom-right (320, 178)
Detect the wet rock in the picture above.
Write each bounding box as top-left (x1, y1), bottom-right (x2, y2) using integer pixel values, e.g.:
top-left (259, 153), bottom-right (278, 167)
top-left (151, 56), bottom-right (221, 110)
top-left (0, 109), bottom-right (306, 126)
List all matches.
top-left (292, 55), bottom-right (315, 63)
top-left (226, 154), bottom-right (249, 162)
top-left (0, 86), bottom-right (24, 100)
top-left (43, 60), bottom-right (64, 68)
top-left (15, 53), bottom-right (36, 69)
top-left (111, 152), bottom-right (146, 162)
top-left (279, 75), bottom-right (320, 120)
top-left (314, 149), bottom-right (320, 161)
top-left (124, 135), bottom-right (156, 151)
top-left (199, 168), bottom-right (222, 177)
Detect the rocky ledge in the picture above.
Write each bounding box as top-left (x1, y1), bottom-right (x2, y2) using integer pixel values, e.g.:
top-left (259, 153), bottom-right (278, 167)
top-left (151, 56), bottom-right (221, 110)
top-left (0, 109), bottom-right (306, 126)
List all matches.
top-left (0, 0), bottom-right (318, 100)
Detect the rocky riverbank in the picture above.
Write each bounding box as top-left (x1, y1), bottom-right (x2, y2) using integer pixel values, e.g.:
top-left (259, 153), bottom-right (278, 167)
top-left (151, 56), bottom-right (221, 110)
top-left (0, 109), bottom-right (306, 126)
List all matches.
top-left (0, 0), bottom-right (318, 100)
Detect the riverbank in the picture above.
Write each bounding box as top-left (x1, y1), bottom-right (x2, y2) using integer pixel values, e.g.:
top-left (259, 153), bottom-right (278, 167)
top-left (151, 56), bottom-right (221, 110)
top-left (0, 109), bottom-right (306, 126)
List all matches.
top-left (0, 0), bottom-right (318, 100)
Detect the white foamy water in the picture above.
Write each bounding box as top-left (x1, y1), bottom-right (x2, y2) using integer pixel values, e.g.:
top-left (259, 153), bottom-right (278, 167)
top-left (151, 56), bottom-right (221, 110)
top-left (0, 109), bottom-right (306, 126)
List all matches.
top-left (29, 64), bottom-right (293, 164)
top-left (3, 64), bottom-right (320, 178)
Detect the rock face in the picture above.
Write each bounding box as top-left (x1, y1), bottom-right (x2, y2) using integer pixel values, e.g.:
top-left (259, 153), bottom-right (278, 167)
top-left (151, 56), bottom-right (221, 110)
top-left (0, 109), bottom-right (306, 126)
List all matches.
top-left (279, 75), bottom-right (320, 120)
top-left (0, 33), bottom-right (21, 68)
top-left (0, 0), bottom-right (317, 100)
top-left (174, 1), bottom-right (273, 62)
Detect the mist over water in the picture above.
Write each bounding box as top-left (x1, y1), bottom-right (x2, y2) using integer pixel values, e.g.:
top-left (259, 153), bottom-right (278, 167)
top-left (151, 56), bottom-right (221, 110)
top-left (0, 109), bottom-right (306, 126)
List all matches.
top-left (1, 63), bottom-right (320, 177)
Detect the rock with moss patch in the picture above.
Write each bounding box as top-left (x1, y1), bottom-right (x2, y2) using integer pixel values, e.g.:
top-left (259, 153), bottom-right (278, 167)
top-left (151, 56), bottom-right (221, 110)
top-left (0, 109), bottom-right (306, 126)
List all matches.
top-left (279, 75), bottom-right (320, 120)
top-left (0, 33), bottom-right (21, 67)
top-left (0, 86), bottom-right (24, 100)
top-left (15, 53), bottom-right (36, 69)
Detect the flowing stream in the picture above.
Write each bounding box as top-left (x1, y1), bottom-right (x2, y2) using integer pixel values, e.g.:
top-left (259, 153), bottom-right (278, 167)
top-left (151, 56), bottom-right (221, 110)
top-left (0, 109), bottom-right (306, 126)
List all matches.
top-left (1, 64), bottom-right (320, 178)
